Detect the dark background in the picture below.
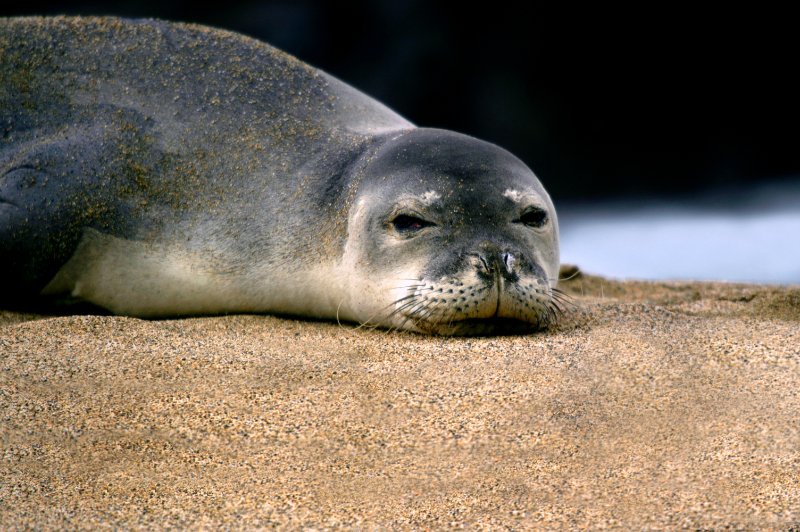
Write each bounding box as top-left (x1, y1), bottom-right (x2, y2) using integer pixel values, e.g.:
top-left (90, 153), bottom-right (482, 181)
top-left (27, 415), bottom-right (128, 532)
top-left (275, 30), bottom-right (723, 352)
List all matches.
top-left (4, 2), bottom-right (798, 202)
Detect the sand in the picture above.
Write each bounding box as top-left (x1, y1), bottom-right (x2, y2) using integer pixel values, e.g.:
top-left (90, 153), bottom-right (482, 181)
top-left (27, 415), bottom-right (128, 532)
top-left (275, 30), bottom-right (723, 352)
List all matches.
top-left (1, 272), bottom-right (799, 529)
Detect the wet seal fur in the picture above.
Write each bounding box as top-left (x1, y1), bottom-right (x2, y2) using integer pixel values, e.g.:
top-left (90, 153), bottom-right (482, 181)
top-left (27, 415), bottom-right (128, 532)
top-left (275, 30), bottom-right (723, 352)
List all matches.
top-left (0, 16), bottom-right (564, 335)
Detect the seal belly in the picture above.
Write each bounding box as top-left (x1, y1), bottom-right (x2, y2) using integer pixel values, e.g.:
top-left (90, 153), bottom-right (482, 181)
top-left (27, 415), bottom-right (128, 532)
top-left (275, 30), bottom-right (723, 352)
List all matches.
top-left (42, 229), bottom-right (348, 318)
top-left (41, 230), bottom-right (239, 316)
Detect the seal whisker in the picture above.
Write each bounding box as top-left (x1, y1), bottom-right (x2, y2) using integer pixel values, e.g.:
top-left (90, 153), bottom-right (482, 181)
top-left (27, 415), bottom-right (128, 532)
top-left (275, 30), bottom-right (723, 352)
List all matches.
top-left (414, 303), bottom-right (445, 330)
top-left (335, 299), bottom-right (345, 329)
top-left (386, 301), bottom-right (424, 323)
top-left (388, 301), bottom-right (429, 334)
top-left (386, 299), bottom-right (428, 330)
top-left (556, 267), bottom-right (582, 282)
top-left (392, 283), bottom-right (429, 290)
top-left (397, 299), bottom-right (435, 331)
top-left (365, 288), bottom-right (435, 328)
top-left (387, 293), bottom-right (423, 308)
top-left (396, 298), bottom-right (430, 320)
top-left (549, 289), bottom-right (576, 311)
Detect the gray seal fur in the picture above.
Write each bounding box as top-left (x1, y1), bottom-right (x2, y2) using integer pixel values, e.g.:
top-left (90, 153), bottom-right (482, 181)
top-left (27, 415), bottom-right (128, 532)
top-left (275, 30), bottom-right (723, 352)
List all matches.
top-left (0, 16), bottom-right (562, 335)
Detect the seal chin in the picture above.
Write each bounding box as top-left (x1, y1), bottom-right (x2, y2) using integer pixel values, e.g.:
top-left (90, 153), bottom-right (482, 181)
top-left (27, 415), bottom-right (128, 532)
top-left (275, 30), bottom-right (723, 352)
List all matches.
top-left (385, 274), bottom-right (562, 336)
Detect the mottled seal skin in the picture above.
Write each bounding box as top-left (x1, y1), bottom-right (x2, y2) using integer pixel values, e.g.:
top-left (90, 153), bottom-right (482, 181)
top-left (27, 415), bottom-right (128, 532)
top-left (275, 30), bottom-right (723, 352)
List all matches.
top-left (0, 16), bottom-right (562, 335)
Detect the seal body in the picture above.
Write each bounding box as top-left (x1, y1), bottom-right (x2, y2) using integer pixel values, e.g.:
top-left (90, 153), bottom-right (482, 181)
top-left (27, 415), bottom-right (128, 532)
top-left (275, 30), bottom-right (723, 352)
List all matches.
top-left (0, 16), bottom-right (560, 335)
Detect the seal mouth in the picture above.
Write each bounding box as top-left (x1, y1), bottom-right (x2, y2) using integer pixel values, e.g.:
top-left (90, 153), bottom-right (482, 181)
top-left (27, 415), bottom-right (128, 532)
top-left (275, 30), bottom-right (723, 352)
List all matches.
top-left (391, 280), bottom-right (566, 336)
top-left (424, 317), bottom-right (538, 337)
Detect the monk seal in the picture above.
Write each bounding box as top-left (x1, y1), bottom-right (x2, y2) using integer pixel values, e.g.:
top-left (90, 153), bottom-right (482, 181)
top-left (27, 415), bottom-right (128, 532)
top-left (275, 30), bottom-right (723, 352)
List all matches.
top-left (0, 16), bottom-right (562, 335)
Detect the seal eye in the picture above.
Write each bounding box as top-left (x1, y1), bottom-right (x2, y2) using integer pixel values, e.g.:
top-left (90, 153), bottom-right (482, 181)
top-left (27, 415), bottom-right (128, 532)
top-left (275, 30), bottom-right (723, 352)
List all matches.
top-left (391, 214), bottom-right (433, 233)
top-left (517, 207), bottom-right (549, 228)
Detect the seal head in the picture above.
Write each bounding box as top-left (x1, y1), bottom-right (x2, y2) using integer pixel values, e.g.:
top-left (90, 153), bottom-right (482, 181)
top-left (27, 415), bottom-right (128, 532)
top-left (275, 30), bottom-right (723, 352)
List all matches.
top-left (338, 128), bottom-right (560, 335)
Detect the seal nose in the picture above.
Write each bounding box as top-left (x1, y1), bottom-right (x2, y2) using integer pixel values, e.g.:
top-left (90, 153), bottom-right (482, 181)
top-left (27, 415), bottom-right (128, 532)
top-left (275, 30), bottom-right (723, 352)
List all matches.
top-left (502, 252), bottom-right (516, 274)
top-left (472, 244), bottom-right (519, 283)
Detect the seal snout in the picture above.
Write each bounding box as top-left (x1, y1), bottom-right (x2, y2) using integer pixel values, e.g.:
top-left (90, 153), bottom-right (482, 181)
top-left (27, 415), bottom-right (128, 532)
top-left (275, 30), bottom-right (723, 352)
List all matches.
top-left (392, 241), bottom-right (557, 335)
top-left (471, 243), bottom-right (521, 285)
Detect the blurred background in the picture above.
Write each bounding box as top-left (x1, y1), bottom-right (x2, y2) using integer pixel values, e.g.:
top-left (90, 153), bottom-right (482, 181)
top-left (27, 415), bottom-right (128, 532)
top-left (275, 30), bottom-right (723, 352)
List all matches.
top-left (4, 2), bottom-right (798, 283)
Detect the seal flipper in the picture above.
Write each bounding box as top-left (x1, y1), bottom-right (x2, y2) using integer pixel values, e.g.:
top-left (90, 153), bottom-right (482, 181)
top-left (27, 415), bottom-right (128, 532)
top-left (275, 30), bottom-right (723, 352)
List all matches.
top-left (0, 164), bottom-right (86, 303)
top-left (0, 123), bottom-right (152, 307)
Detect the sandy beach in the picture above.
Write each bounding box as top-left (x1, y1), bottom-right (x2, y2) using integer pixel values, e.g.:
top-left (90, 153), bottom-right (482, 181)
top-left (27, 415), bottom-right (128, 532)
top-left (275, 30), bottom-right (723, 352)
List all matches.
top-left (1, 271), bottom-right (798, 528)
